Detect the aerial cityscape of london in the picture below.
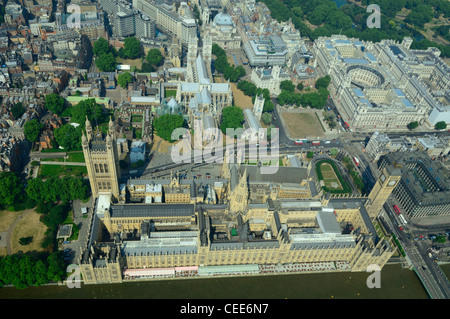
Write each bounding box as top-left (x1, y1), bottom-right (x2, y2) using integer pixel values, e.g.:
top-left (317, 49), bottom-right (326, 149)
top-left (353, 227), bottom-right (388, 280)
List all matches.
top-left (0, 0), bottom-right (448, 306)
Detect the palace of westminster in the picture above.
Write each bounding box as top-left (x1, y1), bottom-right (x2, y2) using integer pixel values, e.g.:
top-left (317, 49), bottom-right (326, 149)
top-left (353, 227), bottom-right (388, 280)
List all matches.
top-left (78, 118), bottom-right (401, 284)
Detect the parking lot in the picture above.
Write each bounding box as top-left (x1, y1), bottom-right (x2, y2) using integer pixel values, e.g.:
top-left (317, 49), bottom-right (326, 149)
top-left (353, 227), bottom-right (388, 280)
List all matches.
top-left (61, 198), bottom-right (94, 264)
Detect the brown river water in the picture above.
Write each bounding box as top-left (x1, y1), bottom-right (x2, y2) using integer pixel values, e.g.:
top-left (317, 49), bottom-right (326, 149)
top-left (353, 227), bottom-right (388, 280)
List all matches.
top-left (0, 263), bottom-right (433, 299)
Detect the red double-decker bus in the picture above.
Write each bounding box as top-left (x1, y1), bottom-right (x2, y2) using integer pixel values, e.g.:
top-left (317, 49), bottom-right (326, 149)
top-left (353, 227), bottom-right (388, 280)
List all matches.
top-left (393, 205), bottom-right (401, 215)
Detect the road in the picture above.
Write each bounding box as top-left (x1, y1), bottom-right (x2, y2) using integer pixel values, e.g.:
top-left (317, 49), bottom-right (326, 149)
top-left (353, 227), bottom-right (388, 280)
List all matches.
top-left (383, 202), bottom-right (450, 299)
top-left (63, 198), bottom-right (94, 265)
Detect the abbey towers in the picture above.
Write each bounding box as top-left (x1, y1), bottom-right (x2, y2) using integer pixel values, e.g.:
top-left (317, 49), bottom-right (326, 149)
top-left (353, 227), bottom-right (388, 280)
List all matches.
top-left (82, 116), bottom-right (121, 201)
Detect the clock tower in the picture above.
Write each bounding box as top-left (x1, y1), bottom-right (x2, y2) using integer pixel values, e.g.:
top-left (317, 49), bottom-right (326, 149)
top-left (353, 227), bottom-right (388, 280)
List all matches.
top-left (365, 166), bottom-right (401, 220)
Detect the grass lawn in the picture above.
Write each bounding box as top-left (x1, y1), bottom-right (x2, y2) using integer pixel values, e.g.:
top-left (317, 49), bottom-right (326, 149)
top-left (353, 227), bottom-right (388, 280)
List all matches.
top-left (281, 112), bottom-right (325, 139)
top-left (132, 114), bottom-right (143, 122)
top-left (116, 57), bottom-right (143, 70)
top-left (10, 209), bottom-right (48, 254)
top-left (41, 158), bottom-right (64, 162)
top-left (38, 164), bottom-right (87, 179)
top-left (320, 163), bottom-right (343, 190)
top-left (315, 159), bottom-right (351, 194)
top-left (0, 210), bottom-right (18, 233)
top-left (165, 89), bottom-right (177, 98)
top-left (134, 128), bottom-right (142, 139)
top-left (40, 152), bottom-right (84, 163)
top-left (374, 222), bottom-right (385, 240)
top-left (67, 152), bottom-right (85, 163)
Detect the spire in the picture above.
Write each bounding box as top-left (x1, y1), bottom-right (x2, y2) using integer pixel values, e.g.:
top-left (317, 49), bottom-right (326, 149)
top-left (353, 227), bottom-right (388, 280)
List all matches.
top-left (85, 115), bottom-right (92, 140)
top-left (108, 116), bottom-right (115, 138)
top-left (240, 167), bottom-right (247, 186)
top-left (81, 131), bottom-right (88, 146)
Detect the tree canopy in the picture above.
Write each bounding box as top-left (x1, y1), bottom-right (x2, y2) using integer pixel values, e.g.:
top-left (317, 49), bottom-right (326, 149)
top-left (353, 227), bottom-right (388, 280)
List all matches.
top-left (93, 37), bottom-right (117, 71)
top-left (0, 172), bottom-right (25, 209)
top-left (120, 37), bottom-right (141, 59)
top-left (24, 119), bottom-right (44, 142)
top-left (280, 80), bottom-right (295, 92)
top-left (44, 93), bottom-right (66, 115)
top-left (435, 121), bottom-right (447, 130)
top-left (407, 121), bottom-right (419, 130)
top-left (26, 176), bottom-right (89, 205)
top-left (237, 80), bottom-right (257, 96)
top-left (93, 37), bottom-right (111, 57)
top-left (70, 98), bottom-right (103, 126)
top-left (146, 49), bottom-right (164, 67)
top-left (0, 252), bottom-right (66, 289)
top-left (11, 102), bottom-right (25, 119)
top-left (315, 75), bottom-right (331, 90)
top-left (118, 72), bottom-right (133, 88)
top-left (212, 43), bottom-right (244, 82)
top-left (220, 106), bottom-right (244, 135)
top-left (405, 4), bottom-right (434, 27)
top-left (261, 112), bottom-right (272, 125)
top-left (95, 52), bottom-right (117, 72)
top-left (54, 124), bottom-right (82, 151)
top-left (153, 114), bottom-right (186, 142)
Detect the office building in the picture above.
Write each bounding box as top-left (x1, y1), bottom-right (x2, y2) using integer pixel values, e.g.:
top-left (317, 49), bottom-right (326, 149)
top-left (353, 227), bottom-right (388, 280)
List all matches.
top-left (378, 151), bottom-right (450, 220)
top-left (314, 35), bottom-right (448, 132)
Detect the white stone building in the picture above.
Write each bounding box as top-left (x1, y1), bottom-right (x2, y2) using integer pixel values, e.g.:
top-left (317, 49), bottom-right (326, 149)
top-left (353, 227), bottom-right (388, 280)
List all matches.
top-left (314, 35), bottom-right (448, 132)
top-left (250, 65), bottom-right (290, 96)
top-left (203, 12), bottom-right (241, 50)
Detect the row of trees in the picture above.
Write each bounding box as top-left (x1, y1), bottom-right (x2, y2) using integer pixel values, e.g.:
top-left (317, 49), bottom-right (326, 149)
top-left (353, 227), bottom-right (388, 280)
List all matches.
top-left (26, 176), bottom-right (90, 204)
top-left (407, 121), bottom-right (447, 130)
top-left (0, 171), bottom-right (90, 211)
top-left (0, 252), bottom-right (66, 289)
top-left (342, 156), bottom-right (366, 194)
top-left (212, 44), bottom-right (246, 82)
top-left (277, 77), bottom-right (330, 109)
top-left (93, 37), bottom-right (117, 72)
top-left (236, 81), bottom-right (274, 112)
top-left (94, 37), bottom-right (166, 72)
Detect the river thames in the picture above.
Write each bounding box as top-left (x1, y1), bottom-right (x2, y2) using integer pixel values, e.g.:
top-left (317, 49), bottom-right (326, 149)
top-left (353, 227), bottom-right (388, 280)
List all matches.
top-left (0, 263), bottom-right (437, 299)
